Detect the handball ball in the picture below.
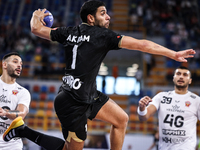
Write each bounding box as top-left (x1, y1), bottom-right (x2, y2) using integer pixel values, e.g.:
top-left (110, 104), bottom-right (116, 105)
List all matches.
top-left (43, 10), bottom-right (54, 27)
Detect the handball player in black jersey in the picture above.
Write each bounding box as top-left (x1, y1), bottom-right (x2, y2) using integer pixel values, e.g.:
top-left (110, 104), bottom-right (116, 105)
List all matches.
top-left (3, 0), bottom-right (196, 150)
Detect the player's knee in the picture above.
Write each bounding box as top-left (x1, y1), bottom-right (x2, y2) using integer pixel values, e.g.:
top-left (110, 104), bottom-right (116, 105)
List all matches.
top-left (123, 112), bottom-right (129, 126)
top-left (117, 112), bottom-right (129, 128)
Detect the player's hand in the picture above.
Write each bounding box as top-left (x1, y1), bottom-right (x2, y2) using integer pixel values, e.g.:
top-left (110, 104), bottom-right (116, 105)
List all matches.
top-left (174, 49), bottom-right (196, 62)
top-left (0, 107), bottom-right (7, 116)
top-left (33, 8), bottom-right (49, 26)
top-left (138, 96), bottom-right (152, 111)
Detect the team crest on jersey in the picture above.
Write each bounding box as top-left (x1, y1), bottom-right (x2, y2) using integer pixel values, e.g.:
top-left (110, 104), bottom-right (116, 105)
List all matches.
top-left (12, 90), bottom-right (18, 95)
top-left (185, 101), bottom-right (191, 107)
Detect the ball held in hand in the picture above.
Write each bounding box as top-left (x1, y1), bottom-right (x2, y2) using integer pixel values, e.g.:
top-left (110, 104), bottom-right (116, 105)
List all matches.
top-left (43, 10), bottom-right (54, 27)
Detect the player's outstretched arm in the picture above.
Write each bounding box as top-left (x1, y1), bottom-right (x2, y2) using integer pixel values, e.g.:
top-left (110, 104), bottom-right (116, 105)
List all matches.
top-left (137, 96), bottom-right (157, 122)
top-left (30, 8), bottom-right (51, 40)
top-left (120, 36), bottom-right (196, 62)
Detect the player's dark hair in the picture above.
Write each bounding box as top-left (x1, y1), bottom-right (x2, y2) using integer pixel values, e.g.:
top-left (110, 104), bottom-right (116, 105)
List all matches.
top-left (175, 66), bottom-right (192, 78)
top-left (3, 52), bottom-right (20, 61)
top-left (80, 0), bottom-right (105, 23)
top-left (177, 66), bottom-right (189, 69)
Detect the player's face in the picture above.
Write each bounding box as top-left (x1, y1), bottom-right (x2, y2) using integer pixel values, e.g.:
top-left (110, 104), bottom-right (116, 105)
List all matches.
top-left (173, 69), bottom-right (191, 89)
top-left (6, 55), bottom-right (22, 78)
top-left (94, 6), bottom-right (110, 28)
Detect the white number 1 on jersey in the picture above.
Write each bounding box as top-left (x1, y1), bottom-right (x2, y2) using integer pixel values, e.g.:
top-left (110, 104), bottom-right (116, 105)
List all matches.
top-left (71, 45), bottom-right (78, 69)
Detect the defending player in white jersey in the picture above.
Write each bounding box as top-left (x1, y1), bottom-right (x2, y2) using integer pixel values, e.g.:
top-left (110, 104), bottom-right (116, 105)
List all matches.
top-left (0, 52), bottom-right (31, 150)
top-left (138, 66), bottom-right (200, 150)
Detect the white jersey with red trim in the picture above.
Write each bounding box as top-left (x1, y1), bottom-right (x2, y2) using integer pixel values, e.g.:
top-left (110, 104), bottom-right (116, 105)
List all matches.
top-left (0, 78), bottom-right (31, 150)
top-left (149, 90), bottom-right (200, 150)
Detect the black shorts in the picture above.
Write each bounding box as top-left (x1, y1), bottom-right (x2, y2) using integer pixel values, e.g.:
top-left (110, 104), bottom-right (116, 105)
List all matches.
top-left (54, 87), bottom-right (109, 142)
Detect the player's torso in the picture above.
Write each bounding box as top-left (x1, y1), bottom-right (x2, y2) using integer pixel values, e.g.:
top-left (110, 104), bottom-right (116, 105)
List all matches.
top-left (51, 24), bottom-right (121, 103)
top-left (60, 25), bottom-right (114, 102)
top-left (158, 91), bottom-right (199, 150)
top-left (0, 82), bottom-right (21, 131)
top-left (0, 82), bottom-right (23, 149)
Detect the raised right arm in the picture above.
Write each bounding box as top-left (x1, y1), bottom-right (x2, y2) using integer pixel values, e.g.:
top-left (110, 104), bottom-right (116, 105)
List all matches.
top-left (30, 8), bottom-right (52, 41)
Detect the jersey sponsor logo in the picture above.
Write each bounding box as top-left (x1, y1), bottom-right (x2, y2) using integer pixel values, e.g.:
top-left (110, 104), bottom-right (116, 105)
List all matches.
top-left (168, 91), bottom-right (172, 95)
top-left (175, 100), bottom-right (180, 103)
top-left (66, 34), bottom-right (90, 43)
top-left (0, 129), bottom-right (7, 134)
top-left (162, 129), bottom-right (186, 136)
top-left (185, 101), bottom-right (191, 107)
top-left (190, 95), bottom-right (196, 99)
top-left (94, 96), bottom-right (99, 100)
top-left (162, 137), bottom-right (185, 144)
top-left (163, 114), bottom-right (184, 127)
top-left (17, 87), bottom-right (22, 90)
top-left (0, 122), bottom-right (9, 129)
top-left (62, 75), bottom-right (83, 90)
top-left (0, 95), bottom-right (11, 104)
top-left (0, 106), bottom-right (10, 120)
top-left (12, 90), bottom-right (19, 95)
top-left (3, 88), bottom-right (7, 92)
top-left (166, 105), bottom-right (185, 113)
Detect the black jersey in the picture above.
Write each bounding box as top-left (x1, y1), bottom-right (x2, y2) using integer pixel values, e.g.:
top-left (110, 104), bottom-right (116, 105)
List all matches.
top-left (51, 23), bottom-right (122, 104)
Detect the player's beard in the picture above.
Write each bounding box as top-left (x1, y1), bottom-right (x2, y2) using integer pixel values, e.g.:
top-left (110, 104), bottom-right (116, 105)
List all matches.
top-left (174, 81), bottom-right (189, 89)
top-left (7, 64), bottom-right (20, 78)
top-left (94, 17), bottom-right (109, 28)
top-left (175, 84), bottom-right (187, 89)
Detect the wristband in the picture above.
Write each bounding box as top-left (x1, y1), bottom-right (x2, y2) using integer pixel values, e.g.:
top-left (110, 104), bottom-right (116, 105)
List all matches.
top-left (137, 107), bottom-right (147, 116)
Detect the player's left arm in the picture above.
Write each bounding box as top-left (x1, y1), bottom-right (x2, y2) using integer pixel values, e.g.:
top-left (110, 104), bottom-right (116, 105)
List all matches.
top-left (0, 104), bottom-right (29, 120)
top-left (30, 8), bottom-right (51, 41)
top-left (137, 96), bottom-right (157, 121)
top-left (120, 36), bottom-right (195, 62)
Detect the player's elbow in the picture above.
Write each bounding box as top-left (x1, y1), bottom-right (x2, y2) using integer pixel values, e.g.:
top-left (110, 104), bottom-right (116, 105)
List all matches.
top-left (31, 27), bottom-right (45, 39)
top-left (31, 26), bottom-right (37, 34)
top-left (138, 40), bottom-right (151, 52)
top-left (30, 22), bottom-right (42, 36)
top-left (30, 25), bottom-right (40, 35)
